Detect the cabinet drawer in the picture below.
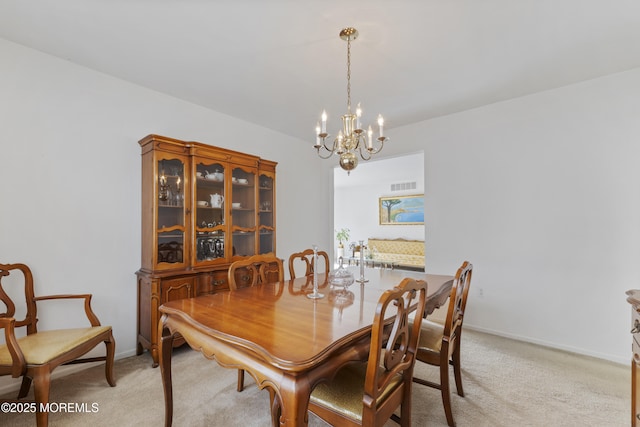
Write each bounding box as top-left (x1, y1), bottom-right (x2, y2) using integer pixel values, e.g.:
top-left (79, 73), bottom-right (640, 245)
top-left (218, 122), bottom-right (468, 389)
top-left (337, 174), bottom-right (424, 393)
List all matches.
top-left (196, 270), bottom-right (229, 295)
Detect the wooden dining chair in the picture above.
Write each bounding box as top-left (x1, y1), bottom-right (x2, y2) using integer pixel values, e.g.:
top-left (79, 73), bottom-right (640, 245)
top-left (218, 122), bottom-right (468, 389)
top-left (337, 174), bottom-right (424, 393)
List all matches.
top-left (228, 253), bottom-right (284, 291)
top-left (412, 261), bottom-right (473, 427)
top-left (228, 253), bottom-right (284, 392)
top-left (308, 277), bottom-right (427, 427)
top-left (287, 248), bottom-right (330, 279)
top-left (0, 263), bottom-right (116, 427)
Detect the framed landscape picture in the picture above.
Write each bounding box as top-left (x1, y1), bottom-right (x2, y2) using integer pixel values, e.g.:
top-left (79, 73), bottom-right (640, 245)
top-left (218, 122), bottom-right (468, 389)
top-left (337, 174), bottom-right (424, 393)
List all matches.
top-left (379, 195), bottom-right (424, 225)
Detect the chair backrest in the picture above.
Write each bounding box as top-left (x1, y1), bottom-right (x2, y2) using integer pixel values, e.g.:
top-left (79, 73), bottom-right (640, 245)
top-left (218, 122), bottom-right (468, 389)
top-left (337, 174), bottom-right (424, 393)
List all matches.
top-left (362, 277), bottom-right (427, 424)
top-left (0, 263), bottom-right (38, 334)
top-left (228, 253), bottom-right (284, 290)
top-left (441, 261), bottom-right (473, 352)
top-left (288, 248), bottom-right (330, 279)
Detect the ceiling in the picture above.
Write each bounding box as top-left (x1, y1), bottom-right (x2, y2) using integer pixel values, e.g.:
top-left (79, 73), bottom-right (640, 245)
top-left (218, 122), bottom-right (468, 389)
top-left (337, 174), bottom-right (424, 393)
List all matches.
top-left (2, 1), bottom-right (640, 143)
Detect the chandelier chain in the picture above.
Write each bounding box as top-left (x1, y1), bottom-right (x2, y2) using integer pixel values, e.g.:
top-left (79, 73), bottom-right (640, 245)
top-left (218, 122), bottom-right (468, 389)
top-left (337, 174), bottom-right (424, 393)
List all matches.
top-left (346, 36), bottom-right (351, 113)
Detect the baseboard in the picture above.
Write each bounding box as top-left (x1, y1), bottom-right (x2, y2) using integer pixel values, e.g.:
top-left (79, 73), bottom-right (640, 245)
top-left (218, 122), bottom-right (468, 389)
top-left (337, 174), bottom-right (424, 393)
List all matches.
top-left (464, 324), bottom-right (627, 366)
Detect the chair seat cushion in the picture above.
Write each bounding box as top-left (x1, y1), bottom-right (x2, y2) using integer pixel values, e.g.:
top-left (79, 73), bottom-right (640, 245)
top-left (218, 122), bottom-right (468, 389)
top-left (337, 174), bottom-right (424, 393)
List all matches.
top-left (310, 362), bottom-right (403, 423)
top-left (0, 326), bottom-right (111, 366)
top-left (417, 320), bottom-right (445, 353)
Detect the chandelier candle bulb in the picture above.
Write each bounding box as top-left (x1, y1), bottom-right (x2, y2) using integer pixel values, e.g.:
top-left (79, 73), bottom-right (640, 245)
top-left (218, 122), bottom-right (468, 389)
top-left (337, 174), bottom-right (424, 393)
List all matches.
top-left (315, 123), bottom-right (321, 146)
top-left (367, 126), bottom-right (373, 149)
top-left (377, 115), bottom-right (384, 137)
top-left (321, 110), bottom-right (327, 133)
top-left (356, 103), bottom-right (362, 130)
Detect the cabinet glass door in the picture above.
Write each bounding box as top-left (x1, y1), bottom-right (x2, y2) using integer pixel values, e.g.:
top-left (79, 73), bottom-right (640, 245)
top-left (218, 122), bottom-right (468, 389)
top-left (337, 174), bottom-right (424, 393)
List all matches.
top-left (194, 161), bottom-right (227, 264)
top-left (259, 173), bottom-right (275, 254)
top-left (230, 166), bottom-right (256, 258)
top-left (157, 157), bottom-right (186, 267)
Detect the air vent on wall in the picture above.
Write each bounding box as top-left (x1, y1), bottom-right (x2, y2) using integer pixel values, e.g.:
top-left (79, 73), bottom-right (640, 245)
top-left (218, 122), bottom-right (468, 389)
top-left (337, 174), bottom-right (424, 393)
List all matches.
top-left (390, 182), bottom-right (417, 192)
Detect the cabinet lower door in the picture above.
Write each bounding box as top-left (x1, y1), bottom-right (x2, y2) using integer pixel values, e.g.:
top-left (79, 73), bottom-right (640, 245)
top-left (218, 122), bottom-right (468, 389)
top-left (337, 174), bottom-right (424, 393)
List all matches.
top-left (158, 277), bottom-right (195, 356)
top-left (137, 274), bottom-right (194, 367)
top-left (161, 276), bottom-right (195, 301)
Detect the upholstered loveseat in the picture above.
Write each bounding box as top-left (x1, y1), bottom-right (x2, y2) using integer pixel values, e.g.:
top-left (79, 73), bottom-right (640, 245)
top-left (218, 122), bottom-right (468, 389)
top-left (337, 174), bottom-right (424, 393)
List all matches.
top-left (367, 238), bottom-right (425, 270)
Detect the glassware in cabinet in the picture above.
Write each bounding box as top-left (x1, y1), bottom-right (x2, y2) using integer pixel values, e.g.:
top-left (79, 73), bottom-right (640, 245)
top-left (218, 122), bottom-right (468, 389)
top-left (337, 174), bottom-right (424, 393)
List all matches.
top-left (156, 157), bottom-right (186, 268)
top-left (230, 166), bottom-right (256, 258)
top-left (194, 160), bottom-right (227, 265)
top-left (258, 171), bottom-right (275, 254)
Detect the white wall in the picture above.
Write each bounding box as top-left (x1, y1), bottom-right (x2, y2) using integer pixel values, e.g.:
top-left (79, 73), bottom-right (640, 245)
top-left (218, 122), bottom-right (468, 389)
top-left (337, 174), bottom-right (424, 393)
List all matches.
top-left (386, 68), bottom-right (640, 364)
top-left (0, 36), bottom-right (331, 390)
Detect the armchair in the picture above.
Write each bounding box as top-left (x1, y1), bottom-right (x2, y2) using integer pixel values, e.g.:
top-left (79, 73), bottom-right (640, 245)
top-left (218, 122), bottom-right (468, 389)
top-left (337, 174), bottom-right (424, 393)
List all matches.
top-left (0, 263), bottom-right (116, 427)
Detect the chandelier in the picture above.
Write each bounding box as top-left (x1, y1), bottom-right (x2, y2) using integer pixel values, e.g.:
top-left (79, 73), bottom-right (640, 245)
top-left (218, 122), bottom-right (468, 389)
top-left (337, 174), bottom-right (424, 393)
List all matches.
top-left (314, 27), bottom-right (388, 174)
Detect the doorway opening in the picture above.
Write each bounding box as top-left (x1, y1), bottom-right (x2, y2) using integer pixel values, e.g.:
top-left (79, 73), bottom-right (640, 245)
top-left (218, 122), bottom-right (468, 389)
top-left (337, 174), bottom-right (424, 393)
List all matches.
top-left (332, 152), bottom-right (425, 268)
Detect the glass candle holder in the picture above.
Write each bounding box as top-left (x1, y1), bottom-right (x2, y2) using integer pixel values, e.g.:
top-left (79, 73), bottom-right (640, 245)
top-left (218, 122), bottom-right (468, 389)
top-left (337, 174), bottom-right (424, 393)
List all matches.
top-left (307, 245), bottom-right (325, 299)
top-left (356, 240), bottom-right (368, 283)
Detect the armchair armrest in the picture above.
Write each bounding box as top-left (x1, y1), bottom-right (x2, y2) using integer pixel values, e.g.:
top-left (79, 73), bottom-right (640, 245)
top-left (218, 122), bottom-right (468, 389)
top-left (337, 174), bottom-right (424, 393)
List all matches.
top-left (33, 294), bottom-right (102, 327)
top-left (0, 317), bottom-right (27, 377)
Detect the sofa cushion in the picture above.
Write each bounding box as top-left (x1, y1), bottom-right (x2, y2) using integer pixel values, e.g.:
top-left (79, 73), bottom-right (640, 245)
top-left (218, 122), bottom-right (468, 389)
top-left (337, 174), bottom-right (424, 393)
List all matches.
top-left (368, 238), bottom-right (425, 268)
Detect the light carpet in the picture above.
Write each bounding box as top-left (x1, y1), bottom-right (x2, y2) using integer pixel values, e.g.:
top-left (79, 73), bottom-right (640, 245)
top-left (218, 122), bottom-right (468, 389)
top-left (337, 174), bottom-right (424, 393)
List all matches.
top-left (0, 329), bottom-right (628, 426)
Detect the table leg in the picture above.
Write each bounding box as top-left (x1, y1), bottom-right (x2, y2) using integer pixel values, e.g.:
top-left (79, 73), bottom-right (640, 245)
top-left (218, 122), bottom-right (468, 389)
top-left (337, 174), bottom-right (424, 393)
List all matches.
top-left (268, 388), bottom-right (280, 427)
top-left (159, 324), bottom-right (174, 427)
top-left (276, 376), bottom-right (311, 427)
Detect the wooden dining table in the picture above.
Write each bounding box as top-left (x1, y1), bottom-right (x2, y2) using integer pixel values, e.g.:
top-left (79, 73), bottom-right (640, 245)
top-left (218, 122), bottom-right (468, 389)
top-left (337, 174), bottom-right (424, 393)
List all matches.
top-left (158, 266), bottom-right (454, 427)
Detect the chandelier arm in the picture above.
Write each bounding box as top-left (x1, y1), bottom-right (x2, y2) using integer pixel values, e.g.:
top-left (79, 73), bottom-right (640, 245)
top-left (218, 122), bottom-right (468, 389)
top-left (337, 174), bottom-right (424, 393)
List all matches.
top-left (315, 147), bottom-right (335, 159)
top-left (315, 138), bottom-right (338, 159)
top-left (367, 138), bottom-right (388, 155)
top-left (357, 140), bottom-right (373, 161)
top-left (325, 137), bottom-right (341, 154)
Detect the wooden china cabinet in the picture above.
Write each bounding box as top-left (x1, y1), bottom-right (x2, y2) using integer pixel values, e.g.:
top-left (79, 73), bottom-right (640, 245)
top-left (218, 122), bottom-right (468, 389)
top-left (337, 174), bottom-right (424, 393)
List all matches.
top-left (136, 134), bottom-right (277, 366)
